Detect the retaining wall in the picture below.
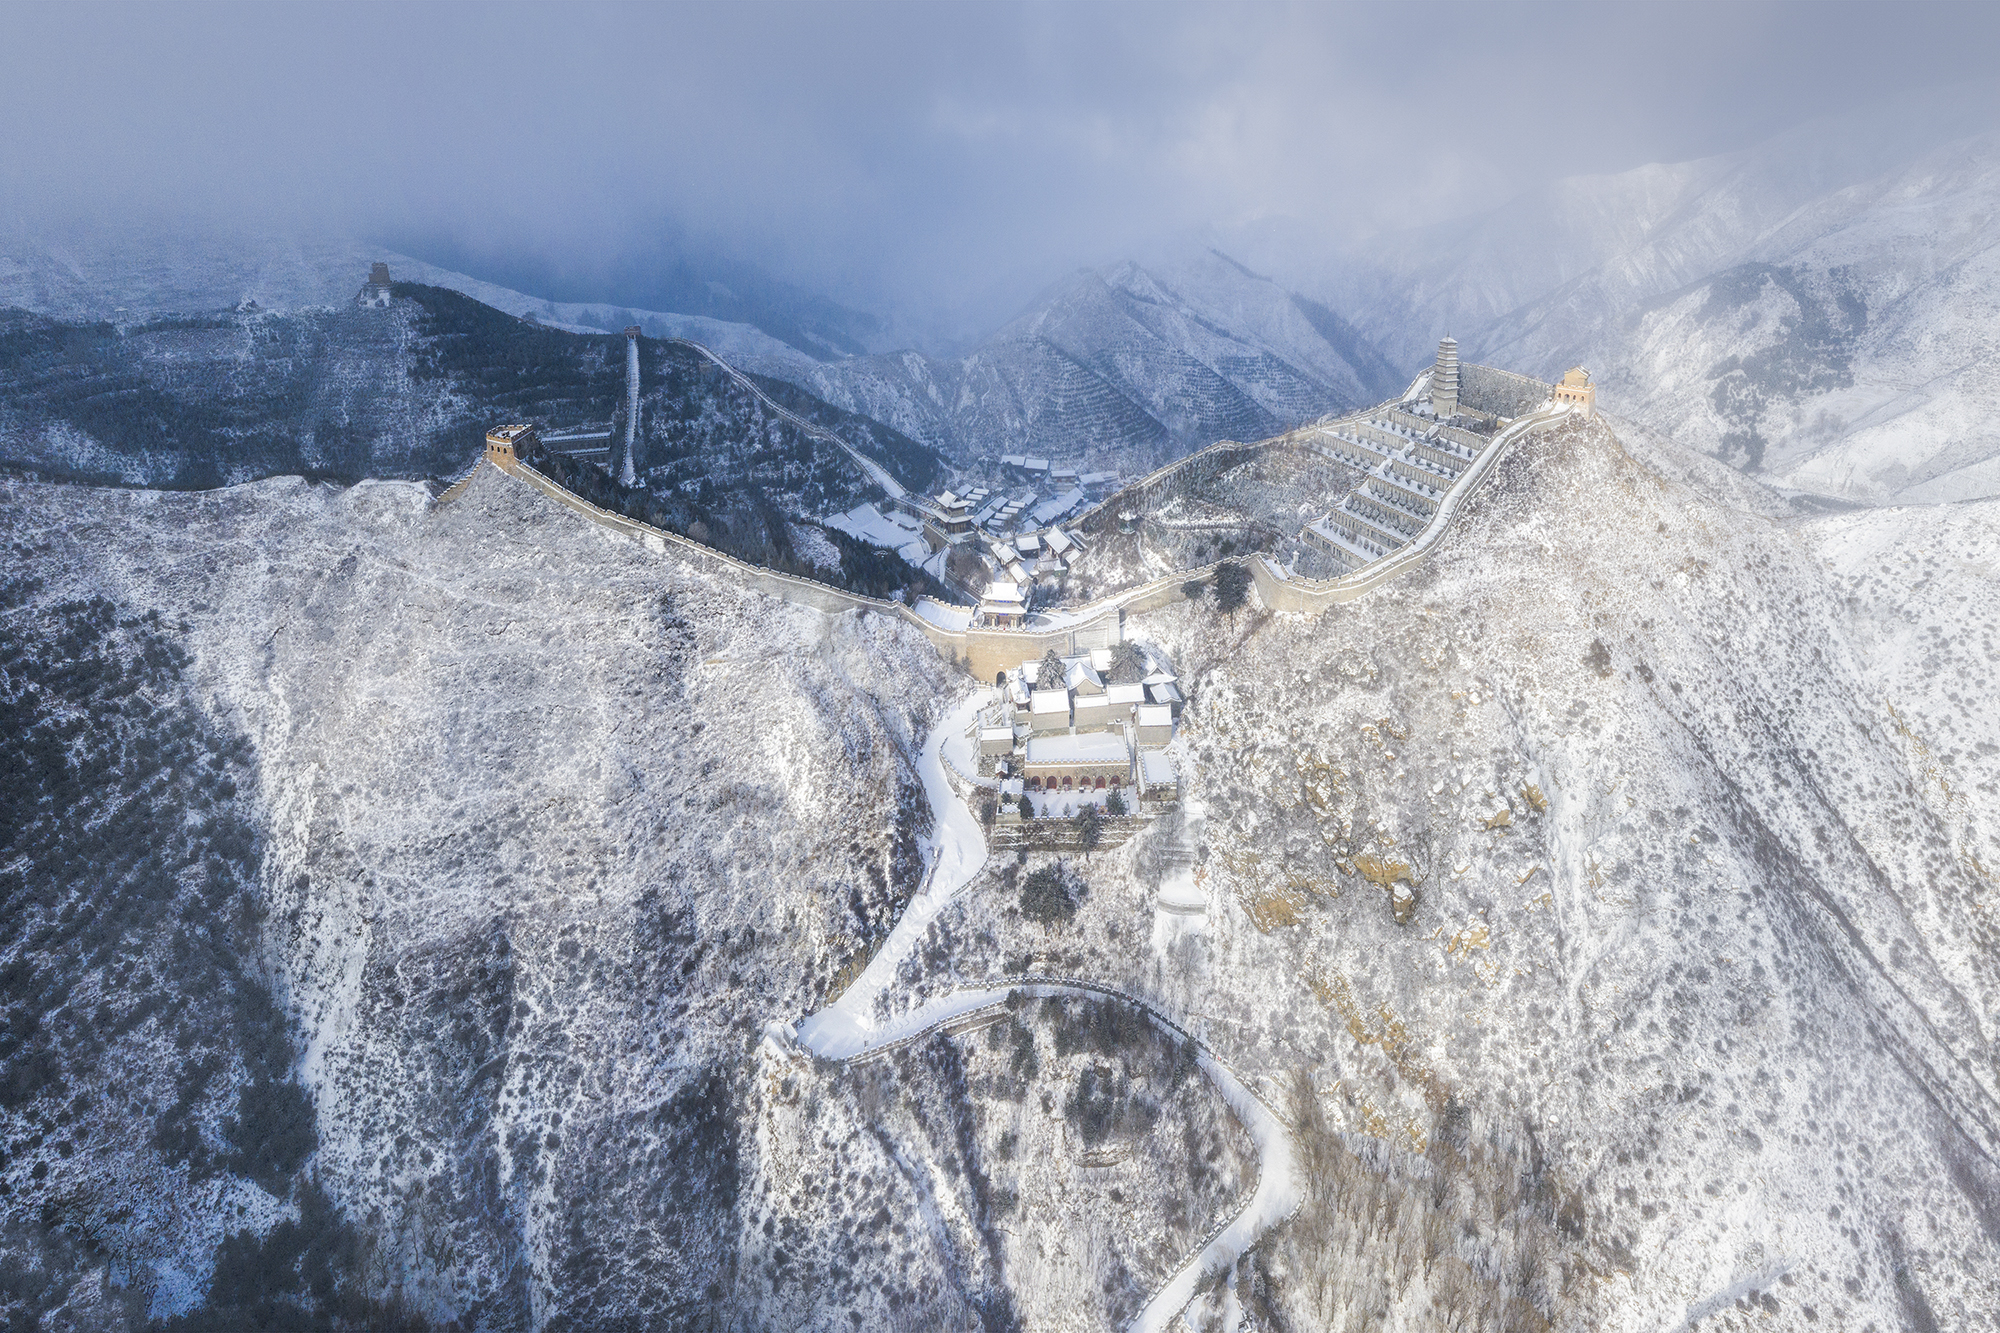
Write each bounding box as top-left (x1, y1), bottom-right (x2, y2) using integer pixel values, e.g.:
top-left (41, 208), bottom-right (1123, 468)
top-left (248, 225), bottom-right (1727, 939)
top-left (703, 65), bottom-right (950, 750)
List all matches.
top-left (1458, 362), bottom-right (1550, 420)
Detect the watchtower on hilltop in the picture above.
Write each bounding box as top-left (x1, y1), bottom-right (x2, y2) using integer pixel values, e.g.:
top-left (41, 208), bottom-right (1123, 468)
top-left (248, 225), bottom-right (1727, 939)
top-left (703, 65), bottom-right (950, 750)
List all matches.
top-left (1553, 367), bottom-right (1596, 418)
top-left (357, 262), bottom-right (393, 309)
top-left (485, 423), bottom-right (537, 468)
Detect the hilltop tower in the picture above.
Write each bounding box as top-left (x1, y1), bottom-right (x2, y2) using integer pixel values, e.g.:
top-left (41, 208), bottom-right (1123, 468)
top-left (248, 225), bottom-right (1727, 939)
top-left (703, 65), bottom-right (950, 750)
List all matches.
top-left (356, 262), bottom-right (393, 309)
top-left (1553, 366), bottom-right (1596, 419)
top-left (1430, 336), bottom-right (1460, 418)
top-left (620, 326), bottom-right (641, 488)
top-left (485, 423), bottom-right (537, 469)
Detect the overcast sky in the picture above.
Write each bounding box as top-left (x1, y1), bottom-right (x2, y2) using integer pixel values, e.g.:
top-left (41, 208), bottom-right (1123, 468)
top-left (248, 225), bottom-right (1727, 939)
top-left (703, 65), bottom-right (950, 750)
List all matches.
top-left (7, 0), bottom-right (1999, 334)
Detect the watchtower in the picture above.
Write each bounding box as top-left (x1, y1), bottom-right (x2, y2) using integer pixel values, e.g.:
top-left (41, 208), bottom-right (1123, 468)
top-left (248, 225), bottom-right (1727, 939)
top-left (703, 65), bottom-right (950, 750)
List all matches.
top-left (485, 423), bottom-right (537, 469)
top-left (1553, 367), bottom-right (1596, 419)
top-left (357, 262), bottom-right (393, 309)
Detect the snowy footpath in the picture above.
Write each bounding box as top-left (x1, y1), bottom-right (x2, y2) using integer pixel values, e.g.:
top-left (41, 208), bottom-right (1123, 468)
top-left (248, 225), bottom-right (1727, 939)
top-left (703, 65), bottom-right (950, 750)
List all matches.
top-left (784, 693), bottom-right (1301, 1331)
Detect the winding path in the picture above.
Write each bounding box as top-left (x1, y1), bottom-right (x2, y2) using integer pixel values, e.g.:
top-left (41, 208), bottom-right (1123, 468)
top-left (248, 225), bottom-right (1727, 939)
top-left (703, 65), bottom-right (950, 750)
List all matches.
top-left (783, 692), bottom-right (1301, 1331)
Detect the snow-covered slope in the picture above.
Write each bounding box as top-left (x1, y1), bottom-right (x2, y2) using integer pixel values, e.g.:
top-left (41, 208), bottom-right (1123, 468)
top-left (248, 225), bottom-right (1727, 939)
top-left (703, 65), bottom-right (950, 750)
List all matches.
top-left (783, 251), bottom-right (1403, 471)
top-left (5, 401), bottom-right (1997, 1329)
top-left (0, 465), bottom-right (961, 1327)
top-left (1117, 413), bottom-right (2000, 1329)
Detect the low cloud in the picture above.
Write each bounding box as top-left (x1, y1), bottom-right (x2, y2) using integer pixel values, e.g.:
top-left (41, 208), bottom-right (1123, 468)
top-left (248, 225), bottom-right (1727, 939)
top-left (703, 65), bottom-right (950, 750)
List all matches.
top-left (6, 1), bottom-right (1998, 339)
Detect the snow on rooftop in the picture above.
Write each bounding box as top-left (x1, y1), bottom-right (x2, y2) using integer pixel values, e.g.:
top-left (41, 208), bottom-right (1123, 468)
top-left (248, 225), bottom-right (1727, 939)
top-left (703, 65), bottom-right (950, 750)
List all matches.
top-left (1029, 488), bottom-right (1087, 526)
top-left (1140, 751), bottom-right (1177, 783)
top-left (1136, 704), bottom-right (1173, 727)
top-left (1025, 732), bottom-right (1128, 764)
top-left (826, 502), bottom-right (920, 549)
top-left (1030, 690), bottom-right (1072, 716)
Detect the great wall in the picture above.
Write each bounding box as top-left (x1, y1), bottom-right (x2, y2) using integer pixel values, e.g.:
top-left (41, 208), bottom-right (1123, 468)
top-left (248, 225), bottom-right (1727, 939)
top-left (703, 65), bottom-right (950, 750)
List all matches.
top-left (446, 337), bottom-right (1585, 680)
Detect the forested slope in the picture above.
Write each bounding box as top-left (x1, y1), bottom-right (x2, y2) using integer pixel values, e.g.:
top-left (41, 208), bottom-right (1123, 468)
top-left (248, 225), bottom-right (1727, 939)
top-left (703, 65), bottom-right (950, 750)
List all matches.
top-left (0, 283), bottom-right (947, 597)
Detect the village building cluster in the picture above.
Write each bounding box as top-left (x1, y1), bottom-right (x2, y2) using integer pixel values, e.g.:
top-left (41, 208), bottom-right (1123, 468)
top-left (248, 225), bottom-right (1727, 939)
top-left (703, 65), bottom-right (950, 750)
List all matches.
top-left (821, 457), bottom-right (1119, 615)
top-left (976, 640), bottom-right (1183, 818)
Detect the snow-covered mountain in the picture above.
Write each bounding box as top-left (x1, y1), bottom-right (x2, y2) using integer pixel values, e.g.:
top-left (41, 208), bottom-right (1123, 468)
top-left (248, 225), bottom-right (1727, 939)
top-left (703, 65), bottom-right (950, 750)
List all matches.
top-left (773, 251), bottom-right (1404, 472)
top-left (0, 224), bottom-right (829, 372)
top-left (0, 227), bottom-right (1399, 479)
top-left (1274, 86), bottom-right (2000, 504)
top-left (5, 406), bottom-right (1998, 1330)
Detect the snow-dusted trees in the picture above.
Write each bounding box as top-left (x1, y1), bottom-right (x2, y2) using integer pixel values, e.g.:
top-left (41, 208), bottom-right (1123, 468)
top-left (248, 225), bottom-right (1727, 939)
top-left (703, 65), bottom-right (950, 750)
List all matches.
top-left (1213, 560), bottom-right (1253, 614)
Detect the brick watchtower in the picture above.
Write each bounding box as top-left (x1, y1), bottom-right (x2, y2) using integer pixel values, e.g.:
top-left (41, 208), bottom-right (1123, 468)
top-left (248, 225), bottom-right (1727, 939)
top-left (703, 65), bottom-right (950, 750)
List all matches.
top-left (485, 424), bottom-right (537, 469)
top-left (1553, 367), bottom-right (1596, 419)
top-left (357, 262), bottom-right (393, 309)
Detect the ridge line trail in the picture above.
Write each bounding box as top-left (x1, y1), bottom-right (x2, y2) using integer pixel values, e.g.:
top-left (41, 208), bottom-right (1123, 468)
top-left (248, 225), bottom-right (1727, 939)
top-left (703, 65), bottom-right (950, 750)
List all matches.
top-left (786, 691), bottom-right (1301, 1331)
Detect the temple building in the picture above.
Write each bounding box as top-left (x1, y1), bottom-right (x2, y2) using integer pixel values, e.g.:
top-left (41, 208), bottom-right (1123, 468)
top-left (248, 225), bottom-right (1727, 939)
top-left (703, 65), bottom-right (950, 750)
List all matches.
top-left (1430, 335), bottom-right (1460, 418)
top-left (975, 580), bottom-right (1027, 628)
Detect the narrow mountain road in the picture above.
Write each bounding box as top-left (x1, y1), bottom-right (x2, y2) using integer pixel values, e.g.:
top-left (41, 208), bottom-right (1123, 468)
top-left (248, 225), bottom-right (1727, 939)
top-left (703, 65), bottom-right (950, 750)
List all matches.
top-left (785, 693), bottom-right (1301, 1331)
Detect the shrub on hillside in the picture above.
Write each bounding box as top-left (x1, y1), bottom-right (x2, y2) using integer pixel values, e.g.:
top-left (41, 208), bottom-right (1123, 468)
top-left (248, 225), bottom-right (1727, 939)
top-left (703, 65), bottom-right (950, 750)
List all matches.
top-left (1213, 560), bottom-right (1252, 614)
top-left (1020, 860), bottom-right (1084, 927)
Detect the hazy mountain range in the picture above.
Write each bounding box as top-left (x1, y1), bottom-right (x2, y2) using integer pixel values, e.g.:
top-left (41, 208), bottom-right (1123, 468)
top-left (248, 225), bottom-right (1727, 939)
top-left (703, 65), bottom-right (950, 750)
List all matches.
top-left (770, 250), bottom-right (1406, 470)
top-left (1260, 86), bottom-right (2000, 503)
top-left (7, 84), bottom-right (2000, 504)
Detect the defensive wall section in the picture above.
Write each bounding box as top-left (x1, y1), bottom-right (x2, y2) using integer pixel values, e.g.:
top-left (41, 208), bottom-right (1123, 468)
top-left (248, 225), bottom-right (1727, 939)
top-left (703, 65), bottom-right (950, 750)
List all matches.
top-left (474, 451), bottom-right (1114, 678)
top-left (1458, 363), bottom-right (1550, 420)
top-left (458, 361), bottom-right (1565, 679)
